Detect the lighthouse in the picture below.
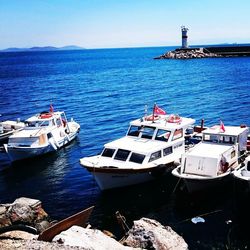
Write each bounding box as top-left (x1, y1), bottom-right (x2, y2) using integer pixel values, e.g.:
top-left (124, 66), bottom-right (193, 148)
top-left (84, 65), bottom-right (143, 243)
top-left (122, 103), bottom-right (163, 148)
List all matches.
top-left (181, 26), bottom-right (189, 48)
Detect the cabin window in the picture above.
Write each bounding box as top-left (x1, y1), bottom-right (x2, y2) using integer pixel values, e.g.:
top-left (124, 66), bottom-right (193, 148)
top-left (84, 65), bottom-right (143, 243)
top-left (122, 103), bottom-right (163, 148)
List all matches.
top-left (231, 150), bottom-right (236, 159)
top-left (114, 149), bottom-right (130, 161)
top-left (102, 148), bottom-right (115, 158)
top-left (247, 161), bottom-right (250, 171)
top-left (127, 125), bottom-right (141, 137)
top-left (203, 134), bottom-right (218, 142)
top-left (129, 153), bottom-right (145, 164)
top-left (172, 129), bottom-right (183, 141)
top-left (155, 129), bottom-right (171, 142)
top-left (141, 126), bottom-right (155, 139)
top-left (56, 118), bottom-right (62, 127)
top-left (47, 133), bottom-right (53, 139)
top-left (149, 150), bottom-right (162, 162)
top-left (163, 147), bottom-right (173, 156)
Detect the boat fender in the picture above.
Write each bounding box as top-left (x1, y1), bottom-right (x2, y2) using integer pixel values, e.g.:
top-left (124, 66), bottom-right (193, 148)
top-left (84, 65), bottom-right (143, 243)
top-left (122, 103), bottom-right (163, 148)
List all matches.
top-left (62, 119), bottom-right (67, 127)
top-left (145, 115), bottom-right (159, 121)
top-left (220, 159), bottom-right (229, 173)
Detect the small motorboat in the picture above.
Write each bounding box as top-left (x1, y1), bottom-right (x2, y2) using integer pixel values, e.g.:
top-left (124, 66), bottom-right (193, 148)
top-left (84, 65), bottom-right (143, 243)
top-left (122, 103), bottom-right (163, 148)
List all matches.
top-left (172, 123), bottom-right (249, 193)
top-left (233, 155), bottom-right (250, 187)
top-left (0, 120), bottom-right (25, 144)
top-left (80, 105), bottom-right (195, 190)
top-left (4, 108), bottom-right (80, 162)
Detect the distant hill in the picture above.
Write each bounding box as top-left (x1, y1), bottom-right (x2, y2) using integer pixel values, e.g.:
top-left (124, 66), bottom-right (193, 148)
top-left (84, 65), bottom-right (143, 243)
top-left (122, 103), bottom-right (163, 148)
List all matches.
top-left (1, 45), bottom-right (85, 52)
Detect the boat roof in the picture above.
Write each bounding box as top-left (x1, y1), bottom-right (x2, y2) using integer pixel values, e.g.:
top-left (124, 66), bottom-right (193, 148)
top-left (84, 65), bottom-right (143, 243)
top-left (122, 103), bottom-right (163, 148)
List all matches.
top-left (187, 142), bottom-right (232, 158)
top-left (26, 111), bottom-right (64, 122)
top-left (130, 114), bottom-right (195, 131)
top-left (105, 136), bottom-right (173, 154)
top-left (203, 125), bottom-right (248, 136)
top-left (9, 127), bottom-right (48, 138)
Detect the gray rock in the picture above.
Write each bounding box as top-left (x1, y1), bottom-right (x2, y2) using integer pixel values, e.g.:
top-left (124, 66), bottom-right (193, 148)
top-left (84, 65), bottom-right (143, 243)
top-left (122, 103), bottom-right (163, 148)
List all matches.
top-left (52, 225), bottom-right (136, 250)
top-left (123, 217), bottom-right (188, 250)
top-left (7, 203), bottom-right (35, 224)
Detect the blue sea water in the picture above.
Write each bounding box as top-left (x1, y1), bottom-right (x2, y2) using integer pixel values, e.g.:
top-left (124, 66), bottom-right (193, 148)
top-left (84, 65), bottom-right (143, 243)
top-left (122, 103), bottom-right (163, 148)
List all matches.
top-left (0, 47), bottom-right (250, 249)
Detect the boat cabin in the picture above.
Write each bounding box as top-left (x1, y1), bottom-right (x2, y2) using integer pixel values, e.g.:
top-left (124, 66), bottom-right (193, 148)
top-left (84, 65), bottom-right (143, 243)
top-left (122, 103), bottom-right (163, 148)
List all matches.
top-left (99, 114), bottom-right (195, 167)
top-left (181, 125), bottom-right (249, 177)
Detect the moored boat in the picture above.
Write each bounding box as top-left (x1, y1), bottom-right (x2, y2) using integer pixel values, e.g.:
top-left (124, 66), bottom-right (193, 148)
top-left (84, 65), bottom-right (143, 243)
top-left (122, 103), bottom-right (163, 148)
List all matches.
top-left (80, 105), bottom-right (195, 190)
top-left (4, 107), bottom-right (80, 162)
top-left (233, 155), bottom-right (250, 187)
top-left (0, 120), bottom-right (25, 144)
top-left (172, 123), bottom-right (249, 193)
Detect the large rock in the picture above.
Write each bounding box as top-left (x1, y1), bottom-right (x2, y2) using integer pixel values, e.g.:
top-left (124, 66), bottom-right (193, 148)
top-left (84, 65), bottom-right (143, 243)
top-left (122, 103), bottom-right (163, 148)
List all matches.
top-left (1, 197), bottom-right (50, 233)
top-left (52, 225), bottom-right (136, 250)
top-left (123, 217), bottom-right (188, 250)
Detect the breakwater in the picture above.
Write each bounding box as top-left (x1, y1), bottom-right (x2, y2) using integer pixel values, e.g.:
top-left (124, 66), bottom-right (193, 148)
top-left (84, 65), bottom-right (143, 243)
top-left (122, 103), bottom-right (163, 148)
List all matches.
top-left (155, 45), bottom-right (250, 59)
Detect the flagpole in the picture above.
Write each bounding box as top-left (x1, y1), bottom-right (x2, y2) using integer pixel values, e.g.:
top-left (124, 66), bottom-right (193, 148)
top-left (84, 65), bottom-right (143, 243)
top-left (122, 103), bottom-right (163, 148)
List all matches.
top-left (152, 103), bottom-right (156, 123)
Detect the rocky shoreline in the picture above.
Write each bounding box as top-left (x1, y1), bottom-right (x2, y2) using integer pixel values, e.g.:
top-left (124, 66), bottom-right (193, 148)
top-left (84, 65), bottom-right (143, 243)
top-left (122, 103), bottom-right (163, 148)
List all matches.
top-left (0, 197), bottom-right (188, 250)
top-left (154, 48), bottom-right (220, 59)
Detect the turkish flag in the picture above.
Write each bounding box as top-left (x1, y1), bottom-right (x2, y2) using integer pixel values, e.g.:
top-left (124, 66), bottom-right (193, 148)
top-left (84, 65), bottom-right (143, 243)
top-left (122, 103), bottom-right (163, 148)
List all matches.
top-left (220, 120), bottom-right (225, 133)
top-left (154, 105), bottom-right (166, 115)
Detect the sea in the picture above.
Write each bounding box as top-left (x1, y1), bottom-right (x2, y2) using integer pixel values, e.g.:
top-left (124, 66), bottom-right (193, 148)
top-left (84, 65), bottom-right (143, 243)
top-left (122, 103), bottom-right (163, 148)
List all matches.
top-left (0, 47), bottom-right (250, 249)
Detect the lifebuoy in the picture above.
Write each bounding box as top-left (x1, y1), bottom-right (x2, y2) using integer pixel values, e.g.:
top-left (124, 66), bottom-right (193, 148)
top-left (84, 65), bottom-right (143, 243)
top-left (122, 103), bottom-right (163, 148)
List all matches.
top-left (145, 115), bottom-right (159, 121)
top-left (167, 114), bottom-right (182, 123)
top-left (40, 113), bottom-right (52, 119)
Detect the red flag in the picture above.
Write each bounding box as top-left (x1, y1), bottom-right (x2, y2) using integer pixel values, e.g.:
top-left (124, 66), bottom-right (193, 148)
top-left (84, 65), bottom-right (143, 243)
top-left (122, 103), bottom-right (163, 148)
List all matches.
top-left (154, 105), bottom-right (166, 115)
top-left (50, 104), bottom-right (54, 113)
top-left (220, 120), bottom-right (225, 133)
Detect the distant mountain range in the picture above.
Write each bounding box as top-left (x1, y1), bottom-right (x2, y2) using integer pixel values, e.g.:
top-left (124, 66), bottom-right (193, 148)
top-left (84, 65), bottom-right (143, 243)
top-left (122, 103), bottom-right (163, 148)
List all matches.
top-left (0, 45), bottom-right (85, 52)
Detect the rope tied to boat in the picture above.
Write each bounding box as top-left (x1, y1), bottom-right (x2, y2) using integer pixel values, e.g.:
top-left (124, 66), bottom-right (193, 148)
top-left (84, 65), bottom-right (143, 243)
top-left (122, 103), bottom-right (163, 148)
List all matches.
top-left (115, 211), bottom-right (130, 234)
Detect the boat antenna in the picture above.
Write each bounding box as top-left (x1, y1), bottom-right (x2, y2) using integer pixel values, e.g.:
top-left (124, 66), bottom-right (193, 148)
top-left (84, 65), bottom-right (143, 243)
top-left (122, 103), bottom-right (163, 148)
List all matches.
top-left (144, 105), bottom-right (148, 118)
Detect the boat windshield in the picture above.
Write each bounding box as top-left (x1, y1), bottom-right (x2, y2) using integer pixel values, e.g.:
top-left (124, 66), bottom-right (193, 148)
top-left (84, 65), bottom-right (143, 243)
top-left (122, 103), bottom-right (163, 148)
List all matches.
top-left (203, 134), bottom-right (236, 144)
top-left (140, 126), bottom-right (155, 139)
top-left (127, 125), bottom-right (141, 137)
top-left (155, 129), bottom-right (171, 142)
top-left (27, 120), bottom-right (50, 127)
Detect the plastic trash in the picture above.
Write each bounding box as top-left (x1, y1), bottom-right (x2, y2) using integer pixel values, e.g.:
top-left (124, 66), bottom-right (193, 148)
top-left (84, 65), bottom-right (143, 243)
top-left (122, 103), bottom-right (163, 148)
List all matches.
top-left (191, 216), bottom-right (205, 224)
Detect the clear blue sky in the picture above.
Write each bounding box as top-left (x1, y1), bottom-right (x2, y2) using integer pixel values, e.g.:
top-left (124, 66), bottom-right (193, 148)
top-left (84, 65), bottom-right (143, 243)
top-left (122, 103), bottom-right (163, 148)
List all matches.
top-left (1, 0), bottom-right (250, 49)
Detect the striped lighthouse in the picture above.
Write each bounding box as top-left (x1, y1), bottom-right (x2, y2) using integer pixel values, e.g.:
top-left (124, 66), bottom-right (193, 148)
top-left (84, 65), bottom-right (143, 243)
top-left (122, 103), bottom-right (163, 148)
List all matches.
top-left (181, 26), bottom-right (189, 48)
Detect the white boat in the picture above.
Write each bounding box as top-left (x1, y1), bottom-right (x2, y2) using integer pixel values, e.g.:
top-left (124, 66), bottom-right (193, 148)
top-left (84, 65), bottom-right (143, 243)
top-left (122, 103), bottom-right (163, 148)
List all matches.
top-left (4, 110), bottom-right (80, 162)
top-left (233, 155), bottom-right (250, 187)
top-left (80, 111), bottom-right (195, 190)
top-left (172, 124), bottom-right (249, 193)
top-left (0, 120), bottom-right (25, 144)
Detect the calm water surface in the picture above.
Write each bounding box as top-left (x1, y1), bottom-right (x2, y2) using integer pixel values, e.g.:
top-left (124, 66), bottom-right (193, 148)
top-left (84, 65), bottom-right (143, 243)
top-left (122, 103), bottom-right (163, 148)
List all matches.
top-left (0, 47), bottom-right (250, 249)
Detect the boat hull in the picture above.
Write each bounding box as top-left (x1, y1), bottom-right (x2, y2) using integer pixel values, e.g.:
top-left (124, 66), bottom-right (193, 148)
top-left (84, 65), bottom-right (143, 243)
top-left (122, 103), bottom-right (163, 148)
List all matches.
top-left (5, 130), bottom-right (79, 162)
top-left (233, 168), bottom-right (250, 188)
top-left (84, 164), bottom-right (173, 190)
top-left (172, 167), bottom-right (231, 193)
top-left (183, 174), bottom-right (231, 193)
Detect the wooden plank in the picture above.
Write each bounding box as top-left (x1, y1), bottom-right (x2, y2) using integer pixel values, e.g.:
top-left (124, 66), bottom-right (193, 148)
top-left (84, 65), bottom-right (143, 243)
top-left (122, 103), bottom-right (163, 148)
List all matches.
top-left (38, 206), bottom-right (94, 242)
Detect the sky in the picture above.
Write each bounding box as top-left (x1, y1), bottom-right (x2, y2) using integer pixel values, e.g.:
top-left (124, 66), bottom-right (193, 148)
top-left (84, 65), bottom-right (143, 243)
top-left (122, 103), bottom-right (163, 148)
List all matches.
top-left (0, 0), bottom-right (250, 49)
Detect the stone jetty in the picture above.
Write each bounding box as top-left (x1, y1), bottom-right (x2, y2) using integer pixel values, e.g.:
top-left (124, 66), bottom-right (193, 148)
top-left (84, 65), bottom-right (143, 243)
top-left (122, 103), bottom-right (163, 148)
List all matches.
top-left (0, 197), bottom-right (188, 250)
top-left (154, 48), bottom-right (220, 59)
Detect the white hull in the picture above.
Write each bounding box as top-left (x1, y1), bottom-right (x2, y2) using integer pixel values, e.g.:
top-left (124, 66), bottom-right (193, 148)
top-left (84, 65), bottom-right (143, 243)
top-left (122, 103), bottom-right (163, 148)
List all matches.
top-left (92, 171), bottom-right (156, 190)
top-left (172, 167), bottom-right (231, 193)
top-left (85, 163), bottom-right (173, 190)
top-left (5, 130), bottom-right (78, 162)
